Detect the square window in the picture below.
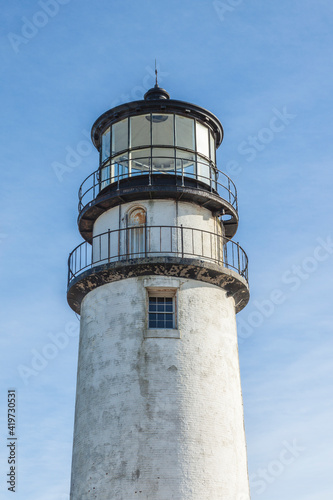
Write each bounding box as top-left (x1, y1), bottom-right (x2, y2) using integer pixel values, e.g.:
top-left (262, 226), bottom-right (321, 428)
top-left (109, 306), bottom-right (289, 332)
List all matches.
top-left (148, 294), bottom-right (176, 329)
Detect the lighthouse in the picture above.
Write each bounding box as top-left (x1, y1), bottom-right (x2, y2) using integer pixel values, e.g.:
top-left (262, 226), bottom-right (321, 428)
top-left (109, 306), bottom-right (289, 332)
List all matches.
top-left (67, 80), bottom-right (250, 499)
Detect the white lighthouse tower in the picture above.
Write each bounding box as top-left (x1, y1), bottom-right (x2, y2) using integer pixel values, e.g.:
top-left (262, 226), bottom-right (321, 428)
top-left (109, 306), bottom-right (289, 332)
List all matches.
top-left (67, 81), bottom-right (250, 500)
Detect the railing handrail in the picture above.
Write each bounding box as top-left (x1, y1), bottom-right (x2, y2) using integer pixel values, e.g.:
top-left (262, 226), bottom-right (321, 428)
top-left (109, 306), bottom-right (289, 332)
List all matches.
top-left (68, 225), bottom-right (248, 287)
top-left (77, 156), bottom-right (238, 214)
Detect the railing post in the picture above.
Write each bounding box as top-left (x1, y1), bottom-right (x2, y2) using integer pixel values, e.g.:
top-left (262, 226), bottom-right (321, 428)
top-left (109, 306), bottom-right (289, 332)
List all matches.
top-left (237, 242), bottom-right (240, 275)
top-left (67, 255), bottom-right (71, 285)
top-left (149, 156), bottom-right (152, 186)
top-left (181, 159), bottom-right (184, 186)
top-left (108, 229), bottom-right (111, 263)
top-left (145, 225), bottom-right (148, 257)
top-left (181, 225), bottom-right (184, 258)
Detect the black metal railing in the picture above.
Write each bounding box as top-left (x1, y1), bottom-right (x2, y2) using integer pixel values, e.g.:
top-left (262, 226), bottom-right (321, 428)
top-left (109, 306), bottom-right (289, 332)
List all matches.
top-left (68, 225), bottom-right (248, 287)
top-left (78, 156), bottom-right (238, 214)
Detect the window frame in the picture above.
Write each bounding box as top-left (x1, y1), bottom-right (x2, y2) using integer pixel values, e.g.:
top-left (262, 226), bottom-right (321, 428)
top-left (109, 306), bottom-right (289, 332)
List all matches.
top-left (146, 288), bottom-right (178, 336)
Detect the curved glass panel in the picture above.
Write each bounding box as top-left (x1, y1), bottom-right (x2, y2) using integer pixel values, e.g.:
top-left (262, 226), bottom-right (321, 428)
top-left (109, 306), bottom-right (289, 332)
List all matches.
top-left (130, 115), bottom-right (150, 149)
top-left (111, 153), bottom-right (129, 182)
top-left (175, 116), bottom-right (195, 150)
top-left (130, 148), bottom-right (151, 177)
top-left (102, 128), bottom-right (110, 162)
top-left (152, 114), bottom-right (174, 146)
top-left (197, 156), bottom-right (210, 185)
top-left (100, 162), bottom-right (110, 190)
top-left (196, 121), bottom-right (209, 158)
top-left (152, 147), bottom-right (175, 173)
top-left (210, 131), bottom-right (215, 162)
top-left (176, 150), bottom-right (196, 178)
top-left (112, 119), bottom-right (128, 155)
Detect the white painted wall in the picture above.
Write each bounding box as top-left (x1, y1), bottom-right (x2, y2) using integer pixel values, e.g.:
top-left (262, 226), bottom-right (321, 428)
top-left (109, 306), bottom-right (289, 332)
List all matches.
top-left (91, 200), bottom-right (224, 265)
top-left (70, 276), bottom-right (250, 500)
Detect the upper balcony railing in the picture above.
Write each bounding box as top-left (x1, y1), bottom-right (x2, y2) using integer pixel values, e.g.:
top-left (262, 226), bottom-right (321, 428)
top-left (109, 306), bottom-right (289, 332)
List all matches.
top-left (78, 155), bottom-right (238, 214)
top-left (68, 225), bottom-right (248, 288)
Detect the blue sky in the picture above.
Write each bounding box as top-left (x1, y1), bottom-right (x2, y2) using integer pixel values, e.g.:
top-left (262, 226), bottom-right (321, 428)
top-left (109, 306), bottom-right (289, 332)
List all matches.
top-left (1, 1), bottom-right (332, 498)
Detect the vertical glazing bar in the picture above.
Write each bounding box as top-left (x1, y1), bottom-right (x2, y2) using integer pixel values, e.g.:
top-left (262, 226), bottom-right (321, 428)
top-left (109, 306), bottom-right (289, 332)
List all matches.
top-left (150, 115), bottom-right (153, 185)
top-left (149, 150), bottom-right (152, 186)
top-left (210, 162), bottom-right (212, 192)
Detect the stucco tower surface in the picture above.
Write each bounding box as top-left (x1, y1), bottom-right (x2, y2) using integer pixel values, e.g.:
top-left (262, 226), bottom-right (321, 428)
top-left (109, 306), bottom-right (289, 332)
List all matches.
top-left (71, 277), bottom-right (249, 500)
top-left (67, 83), bottom-right (251, 499)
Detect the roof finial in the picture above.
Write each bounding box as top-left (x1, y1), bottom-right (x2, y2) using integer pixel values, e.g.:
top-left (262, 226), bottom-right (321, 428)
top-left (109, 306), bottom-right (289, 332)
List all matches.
top-left (155, 59), bottom-right (158, 87)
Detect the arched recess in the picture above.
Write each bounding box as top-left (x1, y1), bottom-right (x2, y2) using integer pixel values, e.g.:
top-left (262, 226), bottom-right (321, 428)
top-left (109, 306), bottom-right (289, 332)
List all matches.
top-left (127, 206), bottom-right (146, 257)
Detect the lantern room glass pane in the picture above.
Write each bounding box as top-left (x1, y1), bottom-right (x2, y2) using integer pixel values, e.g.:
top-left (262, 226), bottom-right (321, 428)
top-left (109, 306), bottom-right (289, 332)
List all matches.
top-left (209, 131), bottom-right (215, 162)
top-left (197, 156), bottom-right (210, 185)
top-left (100, 162), bottom-right (110, 190)
top-left (176, 150), bottom-right (196, 178)
top-left (112, 119), bottom-right (128, 155)
top-left (175, 116), bottom-right (195, 150)
top-left (196, 121), bottom-right (209, 158)
top-left (130, 115), bottom-right (151, 149)
top-left (111, 154), bottom-right (129, 182)
top-left (152, 147), bottom-right (175, 173)
top-left (102, 128), bottom-right (110, 162)
top-left (130, 148), bottom-right (151, 177)
top-left (152, 114), bottom-right (174, 146)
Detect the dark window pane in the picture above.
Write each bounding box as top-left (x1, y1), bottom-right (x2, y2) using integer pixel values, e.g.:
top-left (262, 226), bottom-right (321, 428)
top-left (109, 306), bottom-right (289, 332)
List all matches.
top-left (165, 304), bottom-right (173, 312)
top-left (166, 320), bottom-right (173, 328)
top-left (149, 303), bottom-right (156, 312)
top-left (166, 314), bottom-right (173, 322)
top-left (157, 297), bottom-right (164, 303)
top-left (157, 318), bottom-right (164, 328)
top-left (165, 297), bottom-right (172, 303)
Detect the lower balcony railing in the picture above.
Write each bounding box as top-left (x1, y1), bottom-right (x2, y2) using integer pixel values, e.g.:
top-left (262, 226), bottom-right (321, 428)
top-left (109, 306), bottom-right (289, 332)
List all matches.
top-left (68, 225), bottom-right (248, 287)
